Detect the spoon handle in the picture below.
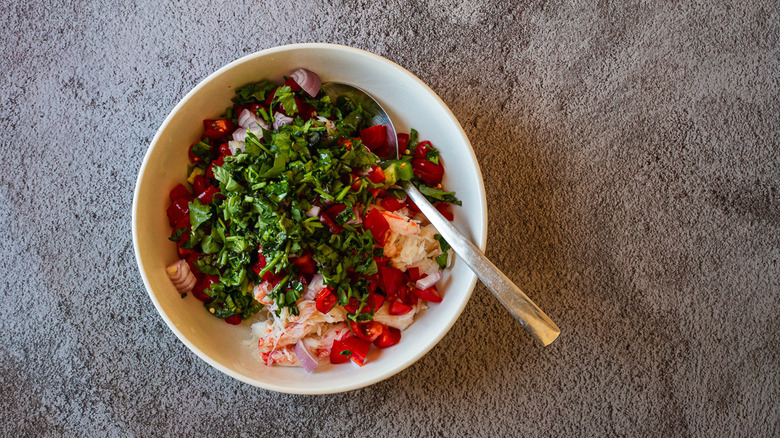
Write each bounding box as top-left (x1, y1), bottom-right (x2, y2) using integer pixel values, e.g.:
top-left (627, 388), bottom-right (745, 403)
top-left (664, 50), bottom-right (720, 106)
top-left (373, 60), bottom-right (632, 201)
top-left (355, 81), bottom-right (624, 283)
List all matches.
top-left (401, 182), bottom-right (560, 346)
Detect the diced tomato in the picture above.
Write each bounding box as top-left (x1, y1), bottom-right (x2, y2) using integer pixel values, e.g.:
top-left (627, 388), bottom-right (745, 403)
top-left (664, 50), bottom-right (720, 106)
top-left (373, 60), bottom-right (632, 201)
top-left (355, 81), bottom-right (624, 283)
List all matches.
top-left (412, 285), bottom-right (443, 303)
top-left (191, 175), bottom-right (209, 197)
top-left (370, 187), bottom-right (386, 199)
top-left (413, 140), bottom-right (434, 159)
top-left (407, 267), bottom-right (421, 281)
top-left (284, 77), bottom-right (301, 92)
top-left (380, 266), bottom-right (407, 301)
top-left (349, 320), bottom-right (384, 343)
top-left (315, 288), bottom-right (337, 314)
top-left (169, 184), bottom-right (192, 202)
top-left (360, 124), bottom-right (387, 151)
top-left (364, 208), bottom-right (390, 245)
top-left (192, 274), bottom-right (218, 302)
top-left (324, 203), bottom-right (347, 222)
top-left (218, 142), bottom-right (232, 157)
top-left (206, 155), bottom-right (225, 179)
top-left (197, 185), bottom-right (220, 204)
top-left (412, 158), bottom-right (444, 186)
top-left (330, 336), bottom-right (371, 366)
top-left (366, 292), bottom-right (385, 312)
top-left (291, 251), bottom-right (316, 275)
top-left (389, 301), bottom-right (413, 315)
top-left (379, 196), bottom-right (405, 212)
top-left (224, 314), bottom-right (242, 325)
top-left (405, 291), bottom-right (418, 306)
top-left (366, 166), bottom-right (385, 184)
top-left (343, 298), bottom-right (361, 314)
top-left (434, 202), bottom-right (454, 221)
top-left (397, 133), bottom-right (410, 153)
top-left (319, 213), bottom-right (342, 234)
top-left (203, 119), bottom-right (235, 141)
top-left (166, 197), bottom-right (189, 227)
top-left (250, 253), bottom-right (267, 276)
top-left (373, 326), bottom-right (401, 348)
top-left (407, 199), bottom-right (420, 213)
top-left (297, 97), bottom-right (315, 120)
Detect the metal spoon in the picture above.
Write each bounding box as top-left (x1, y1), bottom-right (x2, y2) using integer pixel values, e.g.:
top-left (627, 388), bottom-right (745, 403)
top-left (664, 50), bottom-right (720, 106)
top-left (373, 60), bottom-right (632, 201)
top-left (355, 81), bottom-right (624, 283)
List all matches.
top-left (322, 83), bottom-right (560, 347)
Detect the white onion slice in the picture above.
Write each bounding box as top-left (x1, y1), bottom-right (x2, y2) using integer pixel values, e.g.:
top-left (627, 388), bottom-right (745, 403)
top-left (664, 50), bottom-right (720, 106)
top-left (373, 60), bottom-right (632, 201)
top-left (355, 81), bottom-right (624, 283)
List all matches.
top-left (305, 205), bottom-right (321, 218)
top-left (302, 273), bottom-right (325, 301)
top-left (290, 68), bottom-right (322, 98)
top-left (294, 340), bottom-right (319, 373)
top-left (228, 141), bottom-right (245, 155)
top-left (415, 269), bottom-right (442, 290)
top-left (166, 259), bottom-right (196, 293)
top-left (273, 112), bottom-right (293, 129)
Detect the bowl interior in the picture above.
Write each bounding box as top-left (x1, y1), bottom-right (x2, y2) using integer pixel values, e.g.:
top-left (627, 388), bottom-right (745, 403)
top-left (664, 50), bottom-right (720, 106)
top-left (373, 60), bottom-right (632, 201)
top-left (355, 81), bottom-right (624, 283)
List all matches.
top-left (133, 44), bottom-right (487, 394)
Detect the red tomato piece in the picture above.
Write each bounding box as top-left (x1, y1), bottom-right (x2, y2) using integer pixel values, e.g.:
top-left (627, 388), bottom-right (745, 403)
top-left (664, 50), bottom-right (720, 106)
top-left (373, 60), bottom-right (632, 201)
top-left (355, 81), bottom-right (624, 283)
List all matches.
top-left (389, 301), bottom-right (413, 315)
top-left (406, 267), bottom-right (421, 281)
top-left (360, 124), bottom-right (387, 151)
top-left (218, 142), bottom-right (232, 157)
top-left (166, 197), bottom-right (189, 227)
top-left (169, 184), bottom-right (192, 202)
top-left (367, 166), bottom-right (385, 184)
top-left (291, 252), bottom-right (316, 275)
top-left (192, 274), bottom-right (218, 302)
top-left (315, 288), bottom-right (337, 314)
top-left (191, 175), bottom-right (209, 197)
top-left (366, 292), bottom-right (385, 312)
top-left (284, 77), bottom-right (301, 92)
top-left (412, 285), bottom-right (443, 303)
top-left (406, 199), bottom-right (420, 213)
top-left (349, 320), bottom-right (384, 343)
top-left (373, 326), bottom-right (401, 348)
top-left (324, 203), bottom-right (347, 222)
top-left (197, 185), bottom-right (220, 204)
top-left (203, 119), bottom-right (235, 141)
top-left (380, 266), bottom-right (407, 301)
top-left (434, 202), bottom-right (454, 221)
top-left (330, 336), bottom-right (371, 366)
top-left (397, 133), bottom-right (410, 153)
top-left (250, 253), bottom-right (267, 276)
top-left (205, 155), bottom-right (225, 179)
top-left (412, 158), bottom-right (444, 186)
top-left (224, 314), bottom-right (242, 325)
top-left (364, 208), bottom-right (390, 245)
top-left (379, 196), bottom-right (405, 212)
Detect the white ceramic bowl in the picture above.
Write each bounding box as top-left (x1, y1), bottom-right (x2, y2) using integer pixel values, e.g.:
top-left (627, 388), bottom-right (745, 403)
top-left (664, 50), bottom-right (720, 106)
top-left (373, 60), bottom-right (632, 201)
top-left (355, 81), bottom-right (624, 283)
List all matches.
top-left (133, 43), bottom-right (487, 394)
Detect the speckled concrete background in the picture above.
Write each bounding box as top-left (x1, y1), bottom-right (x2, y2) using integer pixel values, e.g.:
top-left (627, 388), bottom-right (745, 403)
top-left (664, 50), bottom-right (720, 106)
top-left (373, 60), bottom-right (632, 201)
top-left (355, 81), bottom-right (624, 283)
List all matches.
top-left (1, 0), bottom-right (778, 436)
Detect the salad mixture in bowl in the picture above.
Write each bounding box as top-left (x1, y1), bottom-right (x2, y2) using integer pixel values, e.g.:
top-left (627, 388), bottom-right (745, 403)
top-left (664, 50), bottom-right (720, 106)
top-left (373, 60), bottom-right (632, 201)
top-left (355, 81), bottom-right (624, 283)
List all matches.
top-left (164, 68), bottom-right (460, 372)
top-left (133, 43), bottom-right (486, 394)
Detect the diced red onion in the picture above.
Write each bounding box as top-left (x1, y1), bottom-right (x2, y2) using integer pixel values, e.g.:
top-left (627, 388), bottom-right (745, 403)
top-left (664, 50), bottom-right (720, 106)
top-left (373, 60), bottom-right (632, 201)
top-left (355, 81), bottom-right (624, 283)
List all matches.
top-left (228, 141), bottom-right (245, 155)
top-left (294, 340), bottom-right (319, 373)
top-left (346, 206), bottom-right (362, 225)
top-left (305, 205), bottom-right (321, 218)
top-left (232, 127), bottom-right (248, 142)
top-left (166, 259), bottom-right (196, 293)
top-left (415, 269), bottom-right (442, 290)
top-left (290, 68), bottom-right (322, 98)
top-left (273, 112), bottom-right (293, 129)
top-left (302, 273), bottom-right (325, 301)
top-left (238, 109), bottom-right (269, 130)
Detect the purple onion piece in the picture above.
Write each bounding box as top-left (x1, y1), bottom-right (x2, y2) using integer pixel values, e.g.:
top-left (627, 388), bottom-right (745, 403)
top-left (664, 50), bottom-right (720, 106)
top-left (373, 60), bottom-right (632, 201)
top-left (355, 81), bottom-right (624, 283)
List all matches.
top-left (290, 68), bottom-right (322, 98)
top-left (294, 340), bottom-right (319, 373)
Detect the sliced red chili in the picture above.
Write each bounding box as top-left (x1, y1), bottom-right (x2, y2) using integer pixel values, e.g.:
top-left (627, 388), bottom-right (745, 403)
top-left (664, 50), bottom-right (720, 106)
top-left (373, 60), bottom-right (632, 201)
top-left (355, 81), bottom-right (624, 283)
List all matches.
top-left (412, 285), bottom-right (443, 303)
top-left (203, 119), bottom-right (235, 141)
top-left (197, 185), bottom-right (220, 204)
top-left (412, 158), bottom-right (444, 186)
top-left (373, 326), bottom-right (401, 348)
top-left (315, 288), bottom-right (337, 314)
top-left (349, 320), bottom-right (384, 343)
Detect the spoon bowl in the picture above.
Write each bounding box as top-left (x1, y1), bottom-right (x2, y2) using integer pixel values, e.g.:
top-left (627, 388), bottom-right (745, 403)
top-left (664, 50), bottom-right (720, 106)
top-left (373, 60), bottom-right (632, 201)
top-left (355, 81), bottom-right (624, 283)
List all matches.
top-left (323, 82), bottom-right (561, 347)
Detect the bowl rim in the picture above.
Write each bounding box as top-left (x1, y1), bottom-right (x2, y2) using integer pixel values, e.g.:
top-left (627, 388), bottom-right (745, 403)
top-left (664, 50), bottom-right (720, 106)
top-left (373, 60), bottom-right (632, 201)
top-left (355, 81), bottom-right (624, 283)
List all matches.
top-left (132, 42), bottom-right (488, 394)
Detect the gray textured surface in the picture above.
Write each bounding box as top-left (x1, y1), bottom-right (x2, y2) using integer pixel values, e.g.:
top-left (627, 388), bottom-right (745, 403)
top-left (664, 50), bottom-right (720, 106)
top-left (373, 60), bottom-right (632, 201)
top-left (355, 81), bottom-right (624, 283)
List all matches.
top-left (1, 0), bottom-right (778, 436)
